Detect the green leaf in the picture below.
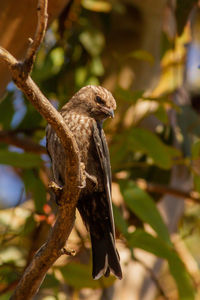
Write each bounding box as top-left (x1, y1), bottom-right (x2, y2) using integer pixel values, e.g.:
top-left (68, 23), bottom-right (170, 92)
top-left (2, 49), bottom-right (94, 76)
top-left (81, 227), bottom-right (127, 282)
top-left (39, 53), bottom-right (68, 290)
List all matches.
top-left (75, 66), bottom-right (88, 86)
top-left (154, 104), bottom-right (168, 124)
top-left (23, 170), bottom-right (46, 212)
top-left (79, 29), bottom-right (105, 56)
top-left (120, 180), bottom-right (171, 245)
top-left (116, 87), bottom-right (144, 104)
top-left (113, 204), bottom-right (129, 237)
top-left (192, 140), bottom-right (200, 159)
top-left (17, 99), bottom-right (43, 130)
top-left (128, 50), bottom-right (154, 64)
top-left (60, 263), bottom-right (115, 289)
top-left (0, 292), bottom-right (12, 300)
top-left (0, 92), bottom-right (14, 129)
top-left (128, 230), bottom-right (195, 300)
top-left (49, 47), bottom-right (65, 74)
top-left (0, 264), bottom-right (19, 284)
top-left (33, 47), bottom-right (65, 81)
top-left (82, 0), bottom-right (112, 12)
top-left (41, 273), bottom-right (59, 289)
top-left (193, 175), bottom-right (200, 194)
top-left (0, 150), bottom-right (42, 168)
top-left (129, 128), bottom-right (180, 169)
top-left (21, 215), bottom-right (36, 236)
top-left (90, 56), bottom-right (104, 76)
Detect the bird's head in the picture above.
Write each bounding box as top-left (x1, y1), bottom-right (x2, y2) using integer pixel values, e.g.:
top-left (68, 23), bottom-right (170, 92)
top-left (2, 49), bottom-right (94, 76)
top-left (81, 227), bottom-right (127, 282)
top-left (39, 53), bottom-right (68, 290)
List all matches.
top-left (70, 85), bottom-right (116, 122)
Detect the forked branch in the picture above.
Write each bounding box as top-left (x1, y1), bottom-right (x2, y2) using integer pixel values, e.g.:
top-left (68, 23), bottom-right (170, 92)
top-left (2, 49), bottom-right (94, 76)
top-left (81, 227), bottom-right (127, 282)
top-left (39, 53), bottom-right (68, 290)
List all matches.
top-left (0, 1), bottom-right (83, 299)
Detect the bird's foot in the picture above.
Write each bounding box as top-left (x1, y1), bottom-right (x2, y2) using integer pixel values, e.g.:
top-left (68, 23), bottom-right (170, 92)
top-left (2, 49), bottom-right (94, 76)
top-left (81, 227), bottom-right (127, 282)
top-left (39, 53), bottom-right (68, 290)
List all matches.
top-left (85, 172), bottom-right (98, 191)
top-left (48, 181), bottom-right (63, 195)
top-left (78, 162), bottom-right (86, 189)
top-left (48, 181), bottom-right (63, 205)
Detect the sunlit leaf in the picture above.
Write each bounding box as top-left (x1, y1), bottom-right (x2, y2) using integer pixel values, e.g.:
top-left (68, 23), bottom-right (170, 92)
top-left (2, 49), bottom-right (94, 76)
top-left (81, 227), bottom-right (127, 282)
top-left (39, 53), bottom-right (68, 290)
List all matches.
top-left (50, 47), bottom-right (65, 73)
top-left (90, 57), bottom-right (104, 76)
top-left (79, 29), bottom-right (105, 56)
top-left (33, 47), bottom-right (64, 81)
top-left (75, 67), bottom-right (88, 86)
top-left (128, 50), bottom-right (154, 64)
top-left (192, 140), bottom-right (200, 159)
top-left (82, 0), bottom-right (112, 12)
top-left (120, 180), bottom-right (171, 245)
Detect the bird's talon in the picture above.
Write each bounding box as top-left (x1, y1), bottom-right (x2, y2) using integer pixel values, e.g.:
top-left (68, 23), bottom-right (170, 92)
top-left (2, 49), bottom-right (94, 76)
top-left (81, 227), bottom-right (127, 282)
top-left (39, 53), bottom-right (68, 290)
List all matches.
top-left (85, 172), bottom-right (98, 190)
top-left (48, 181), bottom-right (63, 193)
top-left (78, 182), bottom-right (86, 189)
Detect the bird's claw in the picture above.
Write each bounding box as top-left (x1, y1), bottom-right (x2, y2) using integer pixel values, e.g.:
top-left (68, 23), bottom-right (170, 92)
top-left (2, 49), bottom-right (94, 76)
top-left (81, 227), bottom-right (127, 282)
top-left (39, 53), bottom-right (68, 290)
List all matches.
top-left (78, 162), bottom-right (86, 189)
top-left (48, 181), bottom-right (63, 196)
top-left (85, 172), bottom-right (98, 191)
top-left (48, 181), bottom-right (63, 206)
top-left (78, 182), bottom-right (86, 189)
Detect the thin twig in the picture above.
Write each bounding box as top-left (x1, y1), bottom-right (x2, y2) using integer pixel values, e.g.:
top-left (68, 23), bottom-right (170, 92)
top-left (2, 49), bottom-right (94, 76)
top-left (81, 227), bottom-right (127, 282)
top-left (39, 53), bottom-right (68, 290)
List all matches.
top-left (24, 0), bottom-right (48, 74)
top-left (0, 47), bottom-right (18, 67)
top-left (136, 178), bottom-right (200, 204)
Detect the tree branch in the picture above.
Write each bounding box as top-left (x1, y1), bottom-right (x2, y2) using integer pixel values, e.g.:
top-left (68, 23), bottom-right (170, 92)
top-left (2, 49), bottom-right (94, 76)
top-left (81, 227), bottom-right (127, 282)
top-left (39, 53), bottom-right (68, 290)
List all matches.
top-left (136, 178), bottom-right (200, 204)
top-left (0, 130), bottom-right (46, 154)
top-left (0, 0), bottom-right (83, 299)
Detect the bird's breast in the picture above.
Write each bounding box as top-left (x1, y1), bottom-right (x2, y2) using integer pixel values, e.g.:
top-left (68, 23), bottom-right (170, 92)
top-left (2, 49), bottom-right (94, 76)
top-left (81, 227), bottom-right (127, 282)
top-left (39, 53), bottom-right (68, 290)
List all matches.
top-left (62, 112), bottom-right (93, 160)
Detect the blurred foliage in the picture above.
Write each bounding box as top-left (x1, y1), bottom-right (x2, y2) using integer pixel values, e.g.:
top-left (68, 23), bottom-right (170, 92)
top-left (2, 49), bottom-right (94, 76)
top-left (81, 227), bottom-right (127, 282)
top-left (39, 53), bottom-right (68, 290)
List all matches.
top-left (1, 0), bottom-right (200, 299)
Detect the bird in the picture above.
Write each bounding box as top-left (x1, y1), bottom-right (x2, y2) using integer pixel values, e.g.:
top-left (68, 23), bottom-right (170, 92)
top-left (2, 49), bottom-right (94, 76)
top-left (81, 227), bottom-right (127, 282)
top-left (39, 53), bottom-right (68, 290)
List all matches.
top-left (46, 85), bottom-right (122, 280)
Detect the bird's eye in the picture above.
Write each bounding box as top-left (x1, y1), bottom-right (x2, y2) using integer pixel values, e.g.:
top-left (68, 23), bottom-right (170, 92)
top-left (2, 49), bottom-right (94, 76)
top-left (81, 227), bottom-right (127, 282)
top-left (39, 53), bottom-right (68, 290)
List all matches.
top-left (96, 96), bottom-right (105, 105)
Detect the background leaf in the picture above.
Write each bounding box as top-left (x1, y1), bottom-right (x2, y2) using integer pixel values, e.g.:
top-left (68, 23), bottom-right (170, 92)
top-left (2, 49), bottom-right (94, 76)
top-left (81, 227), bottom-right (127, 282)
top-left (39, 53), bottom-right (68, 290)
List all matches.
top-left (60, 263), bottom-right (115, 289)
top-left (0, 150), bottom-right (42, 168)
top-left (120, 180), bottom-right (171, 245)
top-left (128, 230), bottom-right (195, 300)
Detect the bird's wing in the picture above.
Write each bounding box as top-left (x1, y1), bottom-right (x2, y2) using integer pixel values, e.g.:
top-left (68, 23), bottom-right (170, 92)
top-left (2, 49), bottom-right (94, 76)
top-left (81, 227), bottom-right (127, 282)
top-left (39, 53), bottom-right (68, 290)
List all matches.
top-left (92, 120), bottom-right (115, 238)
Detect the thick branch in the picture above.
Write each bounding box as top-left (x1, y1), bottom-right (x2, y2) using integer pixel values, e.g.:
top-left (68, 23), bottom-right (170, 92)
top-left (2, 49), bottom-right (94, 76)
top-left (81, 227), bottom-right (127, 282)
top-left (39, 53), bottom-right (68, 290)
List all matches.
top-left (0, 130), bottom-right (46, 154)
top-left (0, 0), bottom-right (82, 299)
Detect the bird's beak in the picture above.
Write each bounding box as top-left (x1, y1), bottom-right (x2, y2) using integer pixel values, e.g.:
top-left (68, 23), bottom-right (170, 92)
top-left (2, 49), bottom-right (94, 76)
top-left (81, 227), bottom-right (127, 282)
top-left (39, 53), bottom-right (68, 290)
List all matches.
top-left (109, 109), bottom-right (115, 118)
top-left (100, 107), bottom-right (115, 118)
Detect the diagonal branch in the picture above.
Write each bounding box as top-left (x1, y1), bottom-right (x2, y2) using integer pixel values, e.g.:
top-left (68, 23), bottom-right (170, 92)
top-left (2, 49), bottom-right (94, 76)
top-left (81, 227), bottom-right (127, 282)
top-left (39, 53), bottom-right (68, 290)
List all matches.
top-left (0, 0), bottom-right (83, 299)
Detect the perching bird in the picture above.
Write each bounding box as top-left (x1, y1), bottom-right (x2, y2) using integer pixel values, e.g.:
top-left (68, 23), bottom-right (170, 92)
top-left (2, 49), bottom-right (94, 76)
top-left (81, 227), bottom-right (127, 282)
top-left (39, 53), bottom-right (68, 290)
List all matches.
top-left (46, 85), bottom-right (122, 280)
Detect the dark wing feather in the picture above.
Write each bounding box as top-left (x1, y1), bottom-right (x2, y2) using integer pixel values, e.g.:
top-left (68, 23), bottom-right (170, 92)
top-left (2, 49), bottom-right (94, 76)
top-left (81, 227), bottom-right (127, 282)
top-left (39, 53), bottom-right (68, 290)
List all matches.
top-left (92, 120), bottom-right (115, 238)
